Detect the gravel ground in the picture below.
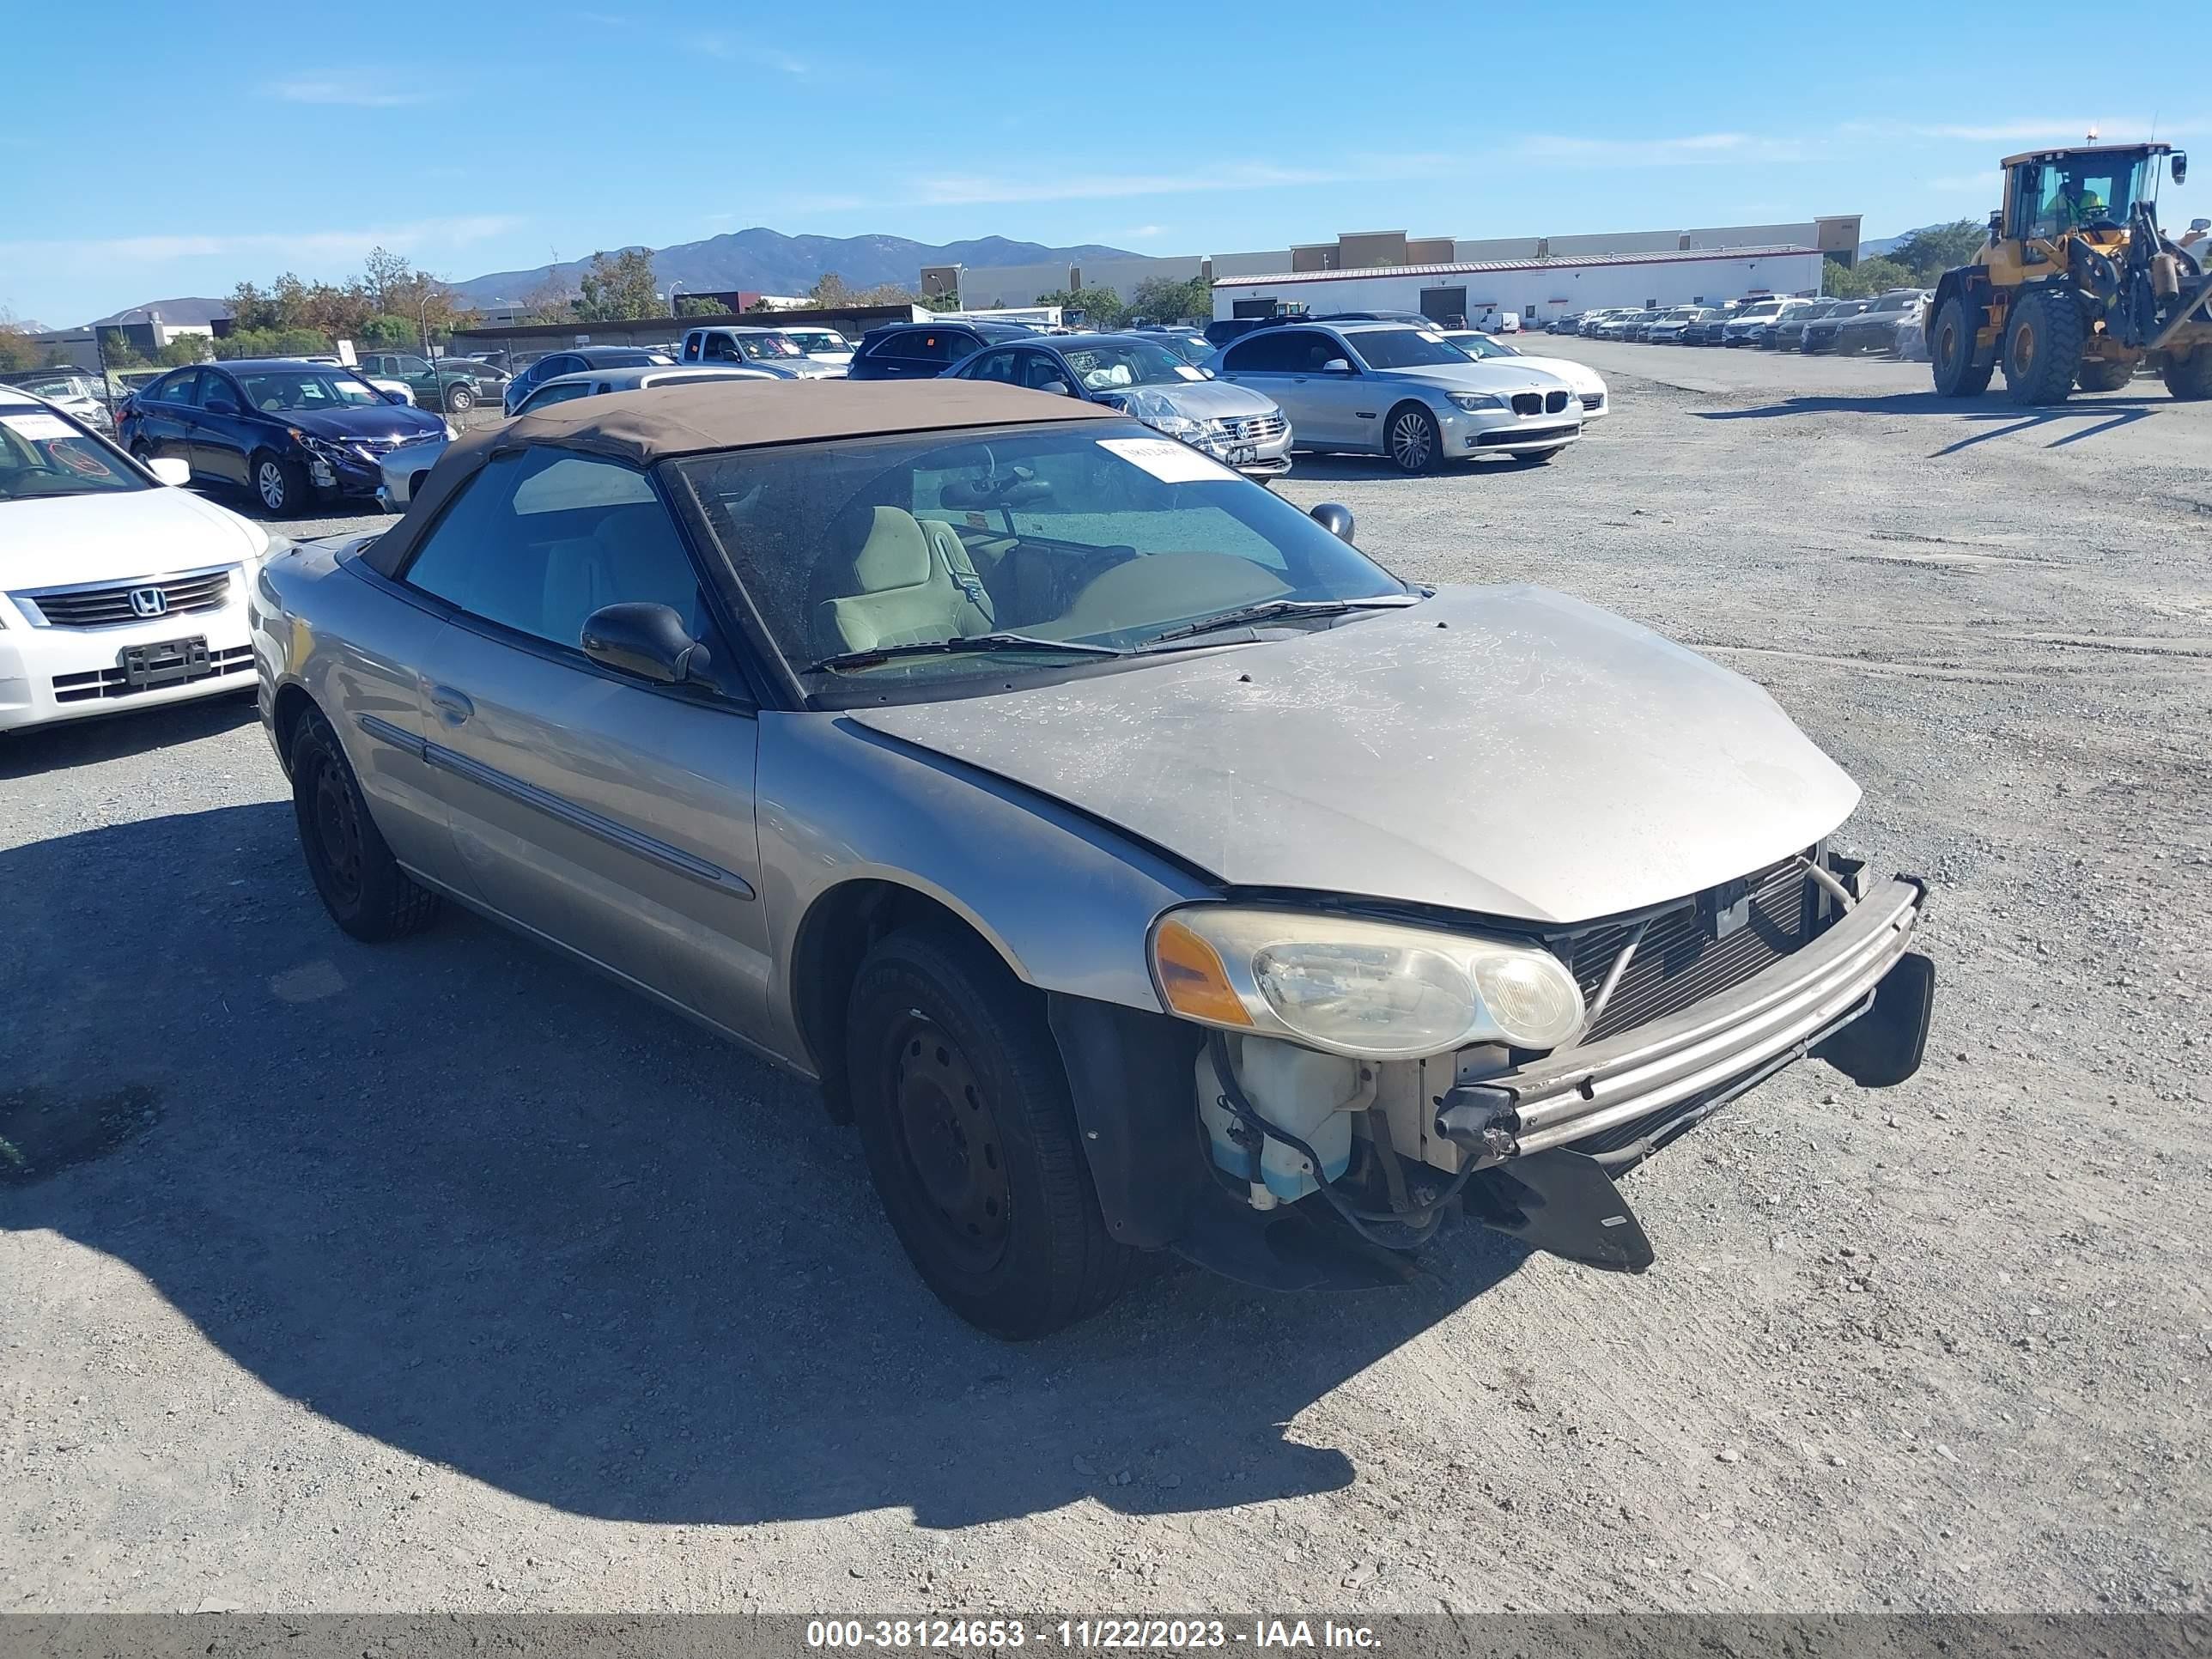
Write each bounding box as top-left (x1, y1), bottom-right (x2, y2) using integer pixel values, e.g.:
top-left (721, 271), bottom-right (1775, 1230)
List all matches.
top-left (3, 345), bottom-right (2209, 1615)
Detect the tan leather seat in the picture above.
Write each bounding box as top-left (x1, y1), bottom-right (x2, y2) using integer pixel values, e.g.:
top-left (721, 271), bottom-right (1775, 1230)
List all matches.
top-left (817, 506), bottom-right (995, 653)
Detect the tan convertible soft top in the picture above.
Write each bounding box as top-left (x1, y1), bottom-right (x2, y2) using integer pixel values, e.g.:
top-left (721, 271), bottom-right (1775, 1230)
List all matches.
top-left (362, 379), bottom-right (1118, 579)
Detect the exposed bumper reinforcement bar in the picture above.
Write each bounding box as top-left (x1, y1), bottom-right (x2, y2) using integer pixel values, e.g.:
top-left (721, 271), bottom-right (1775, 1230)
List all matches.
top-left (1445, 875), bottom-right (1929, 1161)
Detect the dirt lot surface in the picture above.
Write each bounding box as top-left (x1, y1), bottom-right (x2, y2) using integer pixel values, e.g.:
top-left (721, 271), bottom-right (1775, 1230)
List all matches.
top-left (4, 345), bottom-right (2208, 1614)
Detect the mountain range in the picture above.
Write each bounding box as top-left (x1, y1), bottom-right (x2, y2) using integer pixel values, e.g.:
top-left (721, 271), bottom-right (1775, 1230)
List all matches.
top-left (76, 228), bottom-right (1139, 329)
top-left (1858, 224), bottom-right (1949, 259)
top-left (452, 228), bottom-right (1137, 307)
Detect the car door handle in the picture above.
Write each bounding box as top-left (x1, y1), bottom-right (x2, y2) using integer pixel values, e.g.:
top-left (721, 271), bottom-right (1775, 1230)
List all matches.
top-left (428, 686), bottom-right (474, 726)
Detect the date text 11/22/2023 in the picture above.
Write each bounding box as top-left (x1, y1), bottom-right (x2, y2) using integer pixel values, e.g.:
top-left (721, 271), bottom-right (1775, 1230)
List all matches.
top-left (804, 1619), bottom-right (1379, 1650)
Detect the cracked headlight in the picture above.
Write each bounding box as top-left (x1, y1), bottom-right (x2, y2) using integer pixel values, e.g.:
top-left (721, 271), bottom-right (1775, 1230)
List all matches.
top-left (1449, 392), bottom-right (1507, 412)
top-left (1150, 907), bottom-right (1585, 1060)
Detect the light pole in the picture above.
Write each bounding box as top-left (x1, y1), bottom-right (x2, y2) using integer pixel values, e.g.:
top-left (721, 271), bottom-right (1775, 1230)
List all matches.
top-left (668, 281), bottom-right (684, 319)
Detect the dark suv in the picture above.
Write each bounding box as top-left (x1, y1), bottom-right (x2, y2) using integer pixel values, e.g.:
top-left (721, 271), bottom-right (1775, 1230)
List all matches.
top-left (502, 346), bottom-right (674, 415)
top-left (354, 350), bottom-right (507, 413)
top-left (116, 358), bottom-right (445, 514)
top-left (844, 320), bottom-right (1037, 380)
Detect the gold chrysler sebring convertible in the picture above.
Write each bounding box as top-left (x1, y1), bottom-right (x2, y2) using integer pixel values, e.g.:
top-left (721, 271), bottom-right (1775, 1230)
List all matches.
top-left (252, 380), bottom-right (1933, 1338)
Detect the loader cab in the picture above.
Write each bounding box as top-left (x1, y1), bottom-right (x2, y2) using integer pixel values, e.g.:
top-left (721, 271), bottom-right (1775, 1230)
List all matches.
top-left (1999, 145), bottom-right (2162, 243)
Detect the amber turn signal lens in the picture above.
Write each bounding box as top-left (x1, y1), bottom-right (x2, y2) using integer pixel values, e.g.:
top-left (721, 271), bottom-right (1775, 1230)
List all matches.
top-left (1152, 916), bottom-right (1253, 1027)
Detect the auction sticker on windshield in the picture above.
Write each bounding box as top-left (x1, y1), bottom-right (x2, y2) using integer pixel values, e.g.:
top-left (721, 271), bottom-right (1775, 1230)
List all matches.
top-left (2, 412), bottom-right (76, 441)
top-left (1097, 436), bottom-right (1240, 484)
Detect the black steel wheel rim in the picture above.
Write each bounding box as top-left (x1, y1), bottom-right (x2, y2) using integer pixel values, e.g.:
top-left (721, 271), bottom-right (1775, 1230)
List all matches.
top-left (887, 1013), bottom-right (1009, 1273)
top-left (311, 758), bottom-right (363, 904)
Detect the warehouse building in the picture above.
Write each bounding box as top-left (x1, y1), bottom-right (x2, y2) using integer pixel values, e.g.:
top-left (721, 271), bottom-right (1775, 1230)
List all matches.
top-left (1212, 242), bottom-right (1831, 328)
top-left (925, 216), bottom-right (1861, 318)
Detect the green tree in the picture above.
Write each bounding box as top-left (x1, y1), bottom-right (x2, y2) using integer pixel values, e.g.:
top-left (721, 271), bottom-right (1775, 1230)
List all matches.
top-left (96, 330), bottom-right (145, 368)
top-left (1034, 285), bottom-right (1128, 329)
top-left (920, 290), bottom-right (961, 313)
top-left (1887, 221), bottom-right (1987, 279)
top-left (357, 313), bottom-right (418, 349)
top-left (806, 271), bottom-right (918, 308)
top-left (574, 249), bottom-right (662, 320)
top-left (1824, 254), bottom-right (1916, 299)
top-left (0, 326), bottom-right (37, 373)
top-left (214, 326), bottom-right (333, 360)
top-left (1127, 274), bottom-right (1212, 325)
top-left (675, 295), bottom-right (726, 317)
top-left (153, 336), bottom-right (211, 367)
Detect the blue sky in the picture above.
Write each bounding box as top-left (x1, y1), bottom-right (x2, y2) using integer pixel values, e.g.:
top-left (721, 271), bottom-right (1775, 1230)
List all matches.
top-left (2, 0), bottom-right (2205, 326)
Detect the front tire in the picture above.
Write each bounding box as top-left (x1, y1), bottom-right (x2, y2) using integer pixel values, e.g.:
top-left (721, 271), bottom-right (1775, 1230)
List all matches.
top-left (443, 382), bottom-right (477, 414)
top-left (2002, 285), bottom-right (2086, 404)
top-left (846, 927), bottom-right (1133, 1339)
top-left (1929, 295), bottom-right (1994, 398)
top-left (289, 708), bottom-right (441, 942)
top-left (1385, 403), bottom-right (1442, 474)
top-left (252, 451), bottom-right (308, 516)
top-left (2160, 347), bottom-right (2212, 400)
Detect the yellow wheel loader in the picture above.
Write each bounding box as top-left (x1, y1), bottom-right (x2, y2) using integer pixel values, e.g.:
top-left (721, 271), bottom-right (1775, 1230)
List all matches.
top-left (1927, 142), bottom-right (2212, 404)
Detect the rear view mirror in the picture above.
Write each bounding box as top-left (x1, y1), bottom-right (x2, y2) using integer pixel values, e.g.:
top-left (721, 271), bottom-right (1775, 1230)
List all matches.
top-left (581, 602), bottom-right (710, 685)
top-left (148, 456), bottom-right (191, 486)
top-left (2172, 151), bottom-right (2187, 185)
top-left (1309, 502), bottom-right (1354, 542)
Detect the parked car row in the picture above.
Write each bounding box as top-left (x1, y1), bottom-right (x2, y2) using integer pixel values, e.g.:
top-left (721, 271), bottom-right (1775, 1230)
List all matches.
top-left (1546, 292), bottom-right (1932, 357)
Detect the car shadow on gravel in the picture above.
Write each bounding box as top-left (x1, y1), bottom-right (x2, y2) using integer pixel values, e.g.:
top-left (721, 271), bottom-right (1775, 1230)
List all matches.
top-left (2, 803), bottom-right (1532, 1531)
top-left (1695, 392), bottom-right (2171, 452)
top-left (0, 691), bottom-right (259, 780)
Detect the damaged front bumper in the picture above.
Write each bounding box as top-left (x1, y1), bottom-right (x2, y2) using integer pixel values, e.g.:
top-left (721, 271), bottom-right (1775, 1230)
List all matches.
top-left (1441, 874), bottom-right (1930, 1168)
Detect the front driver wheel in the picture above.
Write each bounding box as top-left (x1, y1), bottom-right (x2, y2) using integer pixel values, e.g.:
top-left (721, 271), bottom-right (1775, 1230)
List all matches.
top-left (253, 452), bottom-right (308, 516)
top-left (444, 382), bottom-right (477, 414)
top-left (846, 927), bottom-right (1133, 1338)
top-left (1386, 404), bottom-right (1442, 474)
top-left (289, 708), bottom-right (441, 942)
top-left (1929, 295), bottom-right (1994, 398)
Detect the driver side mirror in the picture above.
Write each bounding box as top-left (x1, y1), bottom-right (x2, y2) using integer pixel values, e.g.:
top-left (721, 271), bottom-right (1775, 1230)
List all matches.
top-left (148, 456), bottom-right (191, 487)
top-left (382, 390), bottom-right (408, 405)
top-left (1039, 380), bottom-right (1075, 398)
top-left (203, 396), bottom-right (239, 416)
top-left (1320, 358), bottom-right (1354, 374)
top-left (1988, 209), bottom-right (2003, 239)
top-left (2172, 151), bottom-right (2187, 185)
top-left (581, 602), bottom-right (712, 686)
top-left (1309, 502), bottom-right (1354, 542)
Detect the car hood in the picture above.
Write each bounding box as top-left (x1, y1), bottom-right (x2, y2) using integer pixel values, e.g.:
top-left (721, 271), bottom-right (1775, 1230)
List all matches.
top-left (0, 483), bottom-right (266, 590)
top-left (849, 585), bottom-right (1860, 925)
top-left (1374, 360), bottom-right (1572, 397)
top-left (1505, 354), bottom-right (1604, 396)
top-left (1103, 378), bottom-right (1282, 420)
top-left (284, 404), bottom-right (446, 442)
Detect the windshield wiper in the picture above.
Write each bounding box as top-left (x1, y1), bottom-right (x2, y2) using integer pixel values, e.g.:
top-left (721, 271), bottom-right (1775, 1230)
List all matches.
top-left (805, 633), bottom-right (1129, 674)
top-left (1138, 596), bottom-right (1422, 647)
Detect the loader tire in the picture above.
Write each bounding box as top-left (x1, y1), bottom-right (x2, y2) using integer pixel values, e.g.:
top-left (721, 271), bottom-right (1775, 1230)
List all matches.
top-left (2162, 347), bottom-right (2212, 400)
top-left (1929, 295), bottom-right (1992, 398)
top-left (2001, 285), bottom-right (2085, 404)
top-left (2075, 356), bottom-right (2133, 392)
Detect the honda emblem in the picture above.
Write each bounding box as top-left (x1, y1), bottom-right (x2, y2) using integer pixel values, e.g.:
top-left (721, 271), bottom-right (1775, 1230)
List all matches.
top-left (129, 586), bottom-right (168, 618)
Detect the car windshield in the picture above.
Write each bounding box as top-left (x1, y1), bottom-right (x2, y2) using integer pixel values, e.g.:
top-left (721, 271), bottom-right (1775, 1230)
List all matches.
top-left (1153, 335), bottom-right (1216, 366)
top-left (231, 367), bottom-right (385, 410)
top-left (786, 331), bottom-right (848, 351)
top-left (669, 420), bottom-right (1409, 697)
top-left (1869, 292), bottom-right (1920, 312)
top-left (738, 334), bottom-right (805, 360)
top-left (1449, 333), bottom-right (1510, 359)
top-left (1347, 328), bottom-right (1475, 369)
top-left (1056, 339), bottom-right (1196, 390)
top-left (0, 407), bottom-right (145, 502)
top-left (6, 373), bottom-right (99, 400)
